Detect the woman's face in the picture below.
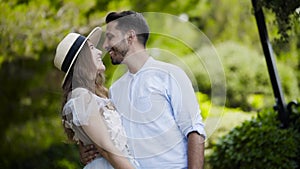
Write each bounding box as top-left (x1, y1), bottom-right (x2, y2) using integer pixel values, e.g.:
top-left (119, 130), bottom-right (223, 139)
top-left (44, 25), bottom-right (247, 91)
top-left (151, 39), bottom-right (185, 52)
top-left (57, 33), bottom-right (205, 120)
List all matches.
top-left (87, 40), bottom-right (105, 73)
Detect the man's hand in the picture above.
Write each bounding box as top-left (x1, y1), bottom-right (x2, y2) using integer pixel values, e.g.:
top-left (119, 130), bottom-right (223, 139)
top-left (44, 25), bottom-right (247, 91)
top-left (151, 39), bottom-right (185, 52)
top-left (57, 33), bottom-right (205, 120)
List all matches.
top-left (79, 141), bottom-right (100, 165)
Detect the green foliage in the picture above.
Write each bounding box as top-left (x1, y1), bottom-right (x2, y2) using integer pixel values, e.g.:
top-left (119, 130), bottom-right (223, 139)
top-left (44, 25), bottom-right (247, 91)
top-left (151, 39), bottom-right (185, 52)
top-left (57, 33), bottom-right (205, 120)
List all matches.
top-left (186, 41), bottom-right (298, 111)
top-left (130, 0), bottom-right (200, 14)
top-left (247, 94), bottom-right (265, 110)
top-left (0, 56), bottom-right (62, 130)
top-left (1, 115), bottom-right (81, 168)
top-left (186, 0), bottom-right (261, 46)
top-left (208, 105), bottom-right (300, 169)
top-left (0, 0), bottom-right (299, 168)
top-left (0, 0), bottom-right (107, 168)
top-left (277, 63), bottom-right (300, 101)
top-left (204, 106), bottom-right (256, 153)
top-left (257, 0), bottom-right (300, 43)
top-left (195, 92), bottom-right (211, 120)
top-left (218, 42), bottom-right (270, 109)
top-left (6, 143), bottom-right (81, 169)
top-left (183, 41), bottom-right (272, 110)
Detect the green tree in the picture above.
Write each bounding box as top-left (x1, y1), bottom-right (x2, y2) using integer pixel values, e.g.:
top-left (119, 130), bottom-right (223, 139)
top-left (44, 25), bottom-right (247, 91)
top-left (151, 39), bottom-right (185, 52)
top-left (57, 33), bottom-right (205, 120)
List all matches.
top-left (257, 0), bottom-right (300, 43)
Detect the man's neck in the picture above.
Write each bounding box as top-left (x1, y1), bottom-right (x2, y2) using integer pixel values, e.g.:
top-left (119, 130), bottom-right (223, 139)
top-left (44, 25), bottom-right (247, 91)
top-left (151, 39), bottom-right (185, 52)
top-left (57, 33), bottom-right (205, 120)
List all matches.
top-left (123, 49), bottom-right (149, 74)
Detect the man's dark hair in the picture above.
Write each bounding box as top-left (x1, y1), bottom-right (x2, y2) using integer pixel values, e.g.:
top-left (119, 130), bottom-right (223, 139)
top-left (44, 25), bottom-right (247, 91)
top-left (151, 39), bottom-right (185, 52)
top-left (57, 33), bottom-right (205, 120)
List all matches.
top-left (105, 11), bottom-right (150, 47)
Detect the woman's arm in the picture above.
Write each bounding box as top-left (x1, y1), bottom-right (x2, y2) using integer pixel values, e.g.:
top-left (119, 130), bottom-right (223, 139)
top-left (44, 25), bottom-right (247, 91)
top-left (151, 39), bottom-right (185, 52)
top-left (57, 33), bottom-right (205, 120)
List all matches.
top-left (82, 112), bottom-right (135, 169)
top-left (71, 88), bottom-right (135, 169)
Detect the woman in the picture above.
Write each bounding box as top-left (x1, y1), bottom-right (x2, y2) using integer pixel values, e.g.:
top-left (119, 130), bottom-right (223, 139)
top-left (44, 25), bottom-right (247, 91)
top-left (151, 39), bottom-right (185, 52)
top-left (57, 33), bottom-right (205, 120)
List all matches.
top-left (54, 27), bottom-right (137, 169)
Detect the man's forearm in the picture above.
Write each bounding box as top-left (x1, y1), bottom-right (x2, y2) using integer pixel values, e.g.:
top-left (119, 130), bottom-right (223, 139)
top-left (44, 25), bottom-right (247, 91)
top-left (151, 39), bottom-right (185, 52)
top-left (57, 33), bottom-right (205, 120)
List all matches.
top-left (187, 132), bottom-right (205, 169)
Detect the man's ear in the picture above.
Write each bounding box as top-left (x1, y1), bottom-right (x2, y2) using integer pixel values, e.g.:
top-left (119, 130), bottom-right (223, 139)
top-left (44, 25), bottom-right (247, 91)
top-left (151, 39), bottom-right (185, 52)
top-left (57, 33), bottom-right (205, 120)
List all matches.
top-left (127, 30), bottom-right (136, 44)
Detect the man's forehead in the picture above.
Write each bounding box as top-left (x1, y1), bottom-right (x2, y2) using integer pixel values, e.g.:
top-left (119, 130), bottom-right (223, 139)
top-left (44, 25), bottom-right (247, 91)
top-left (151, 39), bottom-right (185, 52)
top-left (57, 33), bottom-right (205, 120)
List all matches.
top-left (105, 22), bottom-right (118, 35)
top-left (106, 21), bottom-right (118, 30)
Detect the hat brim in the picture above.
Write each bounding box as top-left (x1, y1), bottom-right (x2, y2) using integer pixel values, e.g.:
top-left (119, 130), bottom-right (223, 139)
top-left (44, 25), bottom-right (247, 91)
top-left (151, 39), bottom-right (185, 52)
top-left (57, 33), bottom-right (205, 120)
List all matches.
top-left (61, 27), bottom-right (102, 87)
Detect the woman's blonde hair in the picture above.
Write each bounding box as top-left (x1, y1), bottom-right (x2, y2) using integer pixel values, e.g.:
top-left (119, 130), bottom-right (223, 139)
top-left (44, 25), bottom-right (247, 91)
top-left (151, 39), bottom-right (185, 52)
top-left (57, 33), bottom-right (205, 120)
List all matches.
top-left (61, 42), bottom-right (108, 142)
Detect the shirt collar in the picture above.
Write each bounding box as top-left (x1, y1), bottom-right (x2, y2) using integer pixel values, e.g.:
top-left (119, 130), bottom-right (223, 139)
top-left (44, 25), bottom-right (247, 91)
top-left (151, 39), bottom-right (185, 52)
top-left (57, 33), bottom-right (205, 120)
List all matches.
top-left (128, 56), bottom-right (155, 76)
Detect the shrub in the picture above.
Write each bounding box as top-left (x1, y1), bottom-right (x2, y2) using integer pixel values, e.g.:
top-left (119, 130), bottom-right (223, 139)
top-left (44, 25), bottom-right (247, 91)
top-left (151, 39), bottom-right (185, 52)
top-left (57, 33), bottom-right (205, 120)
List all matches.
top-left (207, 103), bottom-right (300, 169)
top-left (181, 41), bottom-right (299, 111)
top-left (1, 116), bottom-right (82, 169)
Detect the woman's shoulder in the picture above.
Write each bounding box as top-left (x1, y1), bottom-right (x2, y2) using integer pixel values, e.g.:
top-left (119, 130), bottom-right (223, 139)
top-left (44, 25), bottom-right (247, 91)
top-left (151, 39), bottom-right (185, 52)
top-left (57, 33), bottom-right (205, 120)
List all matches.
top-left (72, 87), bottom-right (90, 95)
top-left (68, 87), bottom-right (96, 100)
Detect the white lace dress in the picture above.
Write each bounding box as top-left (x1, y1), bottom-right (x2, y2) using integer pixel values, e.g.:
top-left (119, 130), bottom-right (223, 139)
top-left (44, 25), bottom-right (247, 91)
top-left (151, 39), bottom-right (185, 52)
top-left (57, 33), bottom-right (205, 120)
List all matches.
top-left (62, 88), bottom-right (138, 169)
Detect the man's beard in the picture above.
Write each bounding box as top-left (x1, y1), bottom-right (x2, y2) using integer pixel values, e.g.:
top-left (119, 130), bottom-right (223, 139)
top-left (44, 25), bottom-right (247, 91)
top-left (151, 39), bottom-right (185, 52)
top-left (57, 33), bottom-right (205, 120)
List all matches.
top-left (110, 41), bottom-right (129, 65)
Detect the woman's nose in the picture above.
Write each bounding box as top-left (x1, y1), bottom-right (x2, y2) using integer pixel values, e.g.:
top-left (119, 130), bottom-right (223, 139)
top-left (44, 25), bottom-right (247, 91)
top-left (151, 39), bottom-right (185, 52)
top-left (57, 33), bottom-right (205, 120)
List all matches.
top-left (98, 48), bottom-right (102, 55)
top-left (94, 47), bottom-right (101, 54)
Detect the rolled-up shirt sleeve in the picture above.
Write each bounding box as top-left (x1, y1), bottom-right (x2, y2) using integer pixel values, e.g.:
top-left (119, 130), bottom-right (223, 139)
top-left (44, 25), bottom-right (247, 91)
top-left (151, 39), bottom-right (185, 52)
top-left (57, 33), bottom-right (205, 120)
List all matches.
top-left (167, 67), bottom-right (206, 139)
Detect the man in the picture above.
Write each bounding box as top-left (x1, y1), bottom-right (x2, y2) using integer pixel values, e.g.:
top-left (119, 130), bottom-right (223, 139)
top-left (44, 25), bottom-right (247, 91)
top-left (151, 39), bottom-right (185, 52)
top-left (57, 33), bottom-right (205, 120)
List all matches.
top-left (81, 11), bottom-right (206, 169)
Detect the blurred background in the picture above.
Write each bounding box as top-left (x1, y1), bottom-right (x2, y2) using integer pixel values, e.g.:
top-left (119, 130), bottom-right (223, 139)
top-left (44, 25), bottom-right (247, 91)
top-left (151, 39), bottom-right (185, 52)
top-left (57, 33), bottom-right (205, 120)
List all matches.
top-left (0, 0), bottom-right (299, 168)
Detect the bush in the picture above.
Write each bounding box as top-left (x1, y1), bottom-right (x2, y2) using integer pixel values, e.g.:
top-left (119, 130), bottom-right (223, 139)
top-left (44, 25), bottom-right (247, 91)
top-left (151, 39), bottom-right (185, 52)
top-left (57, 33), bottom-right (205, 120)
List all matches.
top-left (207, 103), bottom-right (300, 169)
top-left (0, 116), bottom-right (82, 169)
top-left (181, 41), bottom-right (299, 111)
top-left (5, 143), bottom-right (81, 169)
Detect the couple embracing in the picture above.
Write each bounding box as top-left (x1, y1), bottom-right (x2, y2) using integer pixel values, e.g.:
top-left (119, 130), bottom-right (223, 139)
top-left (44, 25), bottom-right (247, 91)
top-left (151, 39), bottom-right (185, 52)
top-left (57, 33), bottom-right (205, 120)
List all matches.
top-left (54, 10), bottom-right (206, 169)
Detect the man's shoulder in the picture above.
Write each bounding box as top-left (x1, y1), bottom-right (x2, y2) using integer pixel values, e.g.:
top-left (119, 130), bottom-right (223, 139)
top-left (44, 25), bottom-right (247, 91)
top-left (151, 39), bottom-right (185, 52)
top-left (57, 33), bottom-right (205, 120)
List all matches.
top-left (148, 57), bottom-right (184, 73)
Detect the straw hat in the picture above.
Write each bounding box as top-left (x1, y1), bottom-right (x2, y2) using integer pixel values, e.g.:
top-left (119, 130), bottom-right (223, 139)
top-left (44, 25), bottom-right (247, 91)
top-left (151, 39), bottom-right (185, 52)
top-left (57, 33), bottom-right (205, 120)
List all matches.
top-left (54, 27), bottom-right (102, 86)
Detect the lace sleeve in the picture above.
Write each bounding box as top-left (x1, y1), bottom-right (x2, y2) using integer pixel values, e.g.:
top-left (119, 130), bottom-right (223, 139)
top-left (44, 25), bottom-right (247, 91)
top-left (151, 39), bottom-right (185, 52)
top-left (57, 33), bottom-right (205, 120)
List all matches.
top-left (63, 88), bottom-right (102, 126)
